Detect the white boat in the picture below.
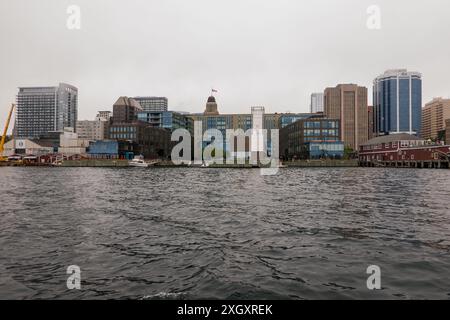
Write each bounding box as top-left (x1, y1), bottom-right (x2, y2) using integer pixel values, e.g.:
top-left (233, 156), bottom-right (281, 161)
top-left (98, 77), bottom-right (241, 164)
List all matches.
top-left (129, 156), bottom-right (149, 168)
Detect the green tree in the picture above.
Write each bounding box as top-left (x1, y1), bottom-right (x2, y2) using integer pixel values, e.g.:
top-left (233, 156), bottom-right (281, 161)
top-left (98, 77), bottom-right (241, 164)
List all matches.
top-left (344, 146), bottom-right (354, 159)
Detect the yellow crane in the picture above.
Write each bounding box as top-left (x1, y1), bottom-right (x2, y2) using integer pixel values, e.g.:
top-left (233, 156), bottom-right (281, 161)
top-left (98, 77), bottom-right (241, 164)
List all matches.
top-left (0, 104), bottom-right (15, 162)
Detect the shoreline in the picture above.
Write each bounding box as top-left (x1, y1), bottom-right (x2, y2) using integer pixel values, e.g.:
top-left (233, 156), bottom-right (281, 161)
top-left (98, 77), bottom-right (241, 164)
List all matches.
top-left (2, 159), bottom-right (448, 169)
top-left (0, 159), bottom-right (358, 168)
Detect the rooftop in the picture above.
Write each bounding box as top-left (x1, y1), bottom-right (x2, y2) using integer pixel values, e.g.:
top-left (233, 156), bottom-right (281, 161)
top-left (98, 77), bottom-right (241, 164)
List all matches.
top-left (362, 133), bottom-right (422, 146)
top-left (113, 96), bottom-right (142, 110)
top-left (375, 69), bottom-right (422, 80)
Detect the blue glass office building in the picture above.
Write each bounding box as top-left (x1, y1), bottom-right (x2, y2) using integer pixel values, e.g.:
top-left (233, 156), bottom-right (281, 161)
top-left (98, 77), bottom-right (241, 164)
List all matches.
top-left (373, 69), bottom-right (422, 136)
top-left (137, 111), bottom-right (193, 134)
top-left (278, 113), bottom-right (319, 129)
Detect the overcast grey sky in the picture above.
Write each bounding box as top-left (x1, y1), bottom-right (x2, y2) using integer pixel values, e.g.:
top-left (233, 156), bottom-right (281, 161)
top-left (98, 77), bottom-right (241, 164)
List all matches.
top-left (1, 0), bottom-right (450, 131)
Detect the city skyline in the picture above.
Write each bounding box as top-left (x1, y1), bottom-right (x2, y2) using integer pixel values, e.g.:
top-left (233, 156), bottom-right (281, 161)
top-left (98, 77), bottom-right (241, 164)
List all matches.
top-left (1, 0), bottom-right (450, 129)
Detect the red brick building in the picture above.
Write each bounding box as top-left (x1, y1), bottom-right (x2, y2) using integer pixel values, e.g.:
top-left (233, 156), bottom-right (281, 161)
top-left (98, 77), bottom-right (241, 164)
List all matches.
top-left (359, 133), bottom-right (450, 168)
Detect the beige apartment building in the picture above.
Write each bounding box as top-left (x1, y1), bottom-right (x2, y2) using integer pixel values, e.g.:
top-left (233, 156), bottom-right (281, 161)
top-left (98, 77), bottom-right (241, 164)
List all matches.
top-left (421, 98), bottom-right (450, 140)
top-left (324, 84), bottom-right (368, 150)
top-left (76, 116), bottom-right (110, 140)
top-left (446, 119), bottom-right (450, 145)
top-left (368, 105), bottom-right (374, 140)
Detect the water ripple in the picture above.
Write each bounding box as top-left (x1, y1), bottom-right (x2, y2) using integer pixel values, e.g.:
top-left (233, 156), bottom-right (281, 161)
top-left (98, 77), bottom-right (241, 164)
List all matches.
top-left (1, 167), bottom-right (450, 299)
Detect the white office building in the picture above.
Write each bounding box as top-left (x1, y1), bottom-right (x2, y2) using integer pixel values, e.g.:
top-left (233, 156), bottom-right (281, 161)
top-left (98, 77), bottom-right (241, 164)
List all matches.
top-left (16, 83), bottom-right (78, 138)
top-left (310, 93), bottom-right (324, 113)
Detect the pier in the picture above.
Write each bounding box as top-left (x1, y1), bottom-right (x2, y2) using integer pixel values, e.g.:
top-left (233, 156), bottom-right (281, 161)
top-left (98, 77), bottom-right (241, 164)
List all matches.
top-left (359, 159), bottom-right (450, 169)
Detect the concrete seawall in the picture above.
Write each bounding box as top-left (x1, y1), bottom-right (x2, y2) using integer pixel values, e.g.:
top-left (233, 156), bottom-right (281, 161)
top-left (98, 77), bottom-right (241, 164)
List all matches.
top-left (1, 159), bottom-right (359, 168)
top-left (286, 160), bottom-right (359, 167)
top-left (61, 160), bottom-right (129, 167)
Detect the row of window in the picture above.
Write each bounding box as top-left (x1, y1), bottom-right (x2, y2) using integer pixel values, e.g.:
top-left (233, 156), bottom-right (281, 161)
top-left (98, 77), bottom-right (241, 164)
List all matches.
top-left (304, 129), bottom-right (338, 136)
top-left (304, 121), bottom-right (338, 129)
top-left (362, 140), bottom-right (427, 151)
top-left (110, 133), bottom-right (136, 140)
top-left (304, 136), bottom-right (339, 142)
top-left (111, 126), bottom-right (137, 133)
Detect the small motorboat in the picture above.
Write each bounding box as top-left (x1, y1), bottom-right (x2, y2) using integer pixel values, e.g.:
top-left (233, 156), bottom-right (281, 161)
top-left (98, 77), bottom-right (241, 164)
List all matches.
top-left (129, 156), bottom-right (149, 168)
top-left (201, 161), bottom-right (210, 167)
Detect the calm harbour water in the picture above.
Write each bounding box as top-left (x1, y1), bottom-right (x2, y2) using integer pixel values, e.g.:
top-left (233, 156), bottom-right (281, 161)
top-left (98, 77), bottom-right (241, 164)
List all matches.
top-left (0, 167), bottom-right (450, 300)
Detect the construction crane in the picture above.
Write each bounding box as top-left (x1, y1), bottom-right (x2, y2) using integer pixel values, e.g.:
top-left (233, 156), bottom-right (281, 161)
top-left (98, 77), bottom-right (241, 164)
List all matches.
top-left (0, 104), bottom-right (15, 162)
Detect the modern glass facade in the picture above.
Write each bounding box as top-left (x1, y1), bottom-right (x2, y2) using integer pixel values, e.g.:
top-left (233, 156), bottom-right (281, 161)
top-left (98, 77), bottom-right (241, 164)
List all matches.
top-left (138, 111), bottom-right (193, 134)
top-left (373, 69), bottom-right (422, 136)
top-left (87, 140), bottom-right (119, 158)
top-left (109, 122), bottom-right (171, 159)
top-left (278, 113), bottom-right (321, 129)
top-left (279, 118), bottom-right (342, 160)
top-left (305, 141), bottom-right (344, 159)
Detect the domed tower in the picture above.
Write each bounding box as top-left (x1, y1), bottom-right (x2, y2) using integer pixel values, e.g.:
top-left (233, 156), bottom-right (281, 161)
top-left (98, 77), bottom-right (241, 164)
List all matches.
top-left (203, 96), bottom-right (219, 115)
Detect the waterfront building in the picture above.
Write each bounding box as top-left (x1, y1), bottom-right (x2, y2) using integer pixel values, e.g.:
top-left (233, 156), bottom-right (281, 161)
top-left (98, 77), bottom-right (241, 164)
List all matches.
top-left (2, 139), bottom-right (54, 157)
top-left (421, 98), bottom-right (450, 141)
top-left (110, 96), bottom-right (171, 159)
top-left (359, 133), bottom-right (450, 168)
top-left (16, 83), bottom-right (78, 139)
top-left (324, 84), bottom-right (368, 150)
top-left (190, 96), bottom-right (317, 133)
top-left (188, 96), bottom-right (253, 156)
top-left (58, 128), bottom-right (89, 155)
top-left (133, 97), bottom-right (168, 112)
top-left (373, 69), bottom-right (422, 136)
top-left (310, 93), bottom-right (324, 113)
top-left (109, 124), bottom-right (171, 159)
top-left (87, 140), bottom-right (119, 159)
top-left (304, 141), bottom-right (345, 159)
top-left (279, 117), bottom-right (343, 160)
top-left (188, 95), bottom-right (326, 159)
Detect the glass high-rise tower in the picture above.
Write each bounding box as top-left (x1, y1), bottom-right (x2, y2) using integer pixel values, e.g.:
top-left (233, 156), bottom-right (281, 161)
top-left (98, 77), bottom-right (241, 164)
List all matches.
top-left (373, 69), bottom-right (422, 136)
